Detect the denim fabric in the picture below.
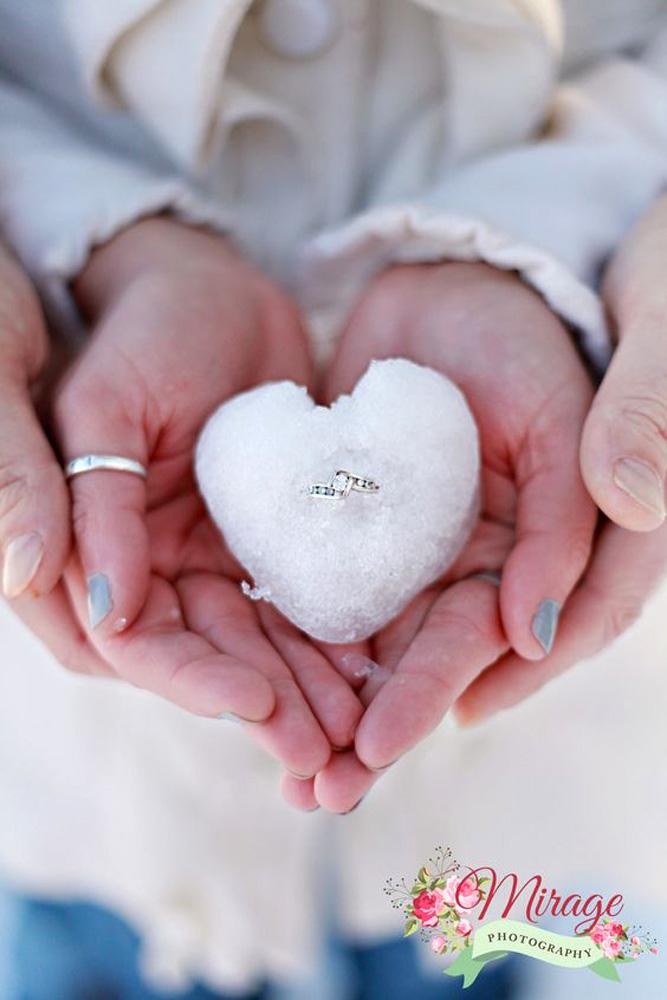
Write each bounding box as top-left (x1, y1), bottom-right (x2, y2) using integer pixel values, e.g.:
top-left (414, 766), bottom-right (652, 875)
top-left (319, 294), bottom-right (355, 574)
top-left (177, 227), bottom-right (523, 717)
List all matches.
top-left (0, 894), bottom-right (521, 1000)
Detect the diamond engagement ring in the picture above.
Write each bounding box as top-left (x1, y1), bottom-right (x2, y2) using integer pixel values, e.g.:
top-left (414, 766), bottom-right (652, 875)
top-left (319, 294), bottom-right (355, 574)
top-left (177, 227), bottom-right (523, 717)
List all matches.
top-left (64, 454), bottom-right (148, 481)
top-left (309, 469), bottom-right (380, 499)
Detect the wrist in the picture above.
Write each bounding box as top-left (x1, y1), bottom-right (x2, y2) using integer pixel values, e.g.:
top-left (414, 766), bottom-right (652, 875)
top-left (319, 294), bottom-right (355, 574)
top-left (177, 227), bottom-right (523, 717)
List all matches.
top-left (0, 242), bottom-right (48, 382)
top-left (72, 216), bottom-right (242, 319)
top-left (602, 196), bottom-right (667, 340)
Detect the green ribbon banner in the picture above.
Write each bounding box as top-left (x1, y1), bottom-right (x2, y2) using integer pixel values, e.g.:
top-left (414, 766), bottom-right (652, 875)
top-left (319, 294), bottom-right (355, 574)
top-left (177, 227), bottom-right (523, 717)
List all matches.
top-left (445, 919), bottom-right (622, 989)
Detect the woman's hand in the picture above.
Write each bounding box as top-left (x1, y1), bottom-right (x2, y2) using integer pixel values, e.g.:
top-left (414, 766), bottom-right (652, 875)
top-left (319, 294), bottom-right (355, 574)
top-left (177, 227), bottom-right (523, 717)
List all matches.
top-left (282, 261), bottom-right (597, 811)
top-left (52, 217), bottom-right (362, 779)
top-left (0, 242), bottom-right (110, 674)
top-left (457, 197), bottom-right (667, 722)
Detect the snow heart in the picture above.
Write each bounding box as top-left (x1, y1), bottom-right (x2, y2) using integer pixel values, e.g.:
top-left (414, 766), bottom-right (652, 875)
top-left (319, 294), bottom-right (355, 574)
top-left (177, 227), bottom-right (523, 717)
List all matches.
top-left (196, 359), bottom-right (479, 642)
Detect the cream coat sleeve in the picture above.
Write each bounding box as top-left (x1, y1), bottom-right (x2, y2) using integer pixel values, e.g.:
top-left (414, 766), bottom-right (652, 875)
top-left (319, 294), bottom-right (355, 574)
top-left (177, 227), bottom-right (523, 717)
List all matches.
top-left (303, 40), bottom-right (667, 374)
top-left (0, 78), bottom-right (233, 329)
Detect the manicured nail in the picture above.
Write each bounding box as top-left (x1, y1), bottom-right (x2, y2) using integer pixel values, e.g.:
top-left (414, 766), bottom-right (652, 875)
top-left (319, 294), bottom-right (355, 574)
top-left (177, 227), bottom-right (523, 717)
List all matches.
top-left (87, 573), bottom-right (113, 629)
top-left (613, 458), bottom-right (665, 520)
top-left (2, 532), bottom-right (44, 599)
top-left (531, 599), bottom-right (560, 655)
top-left (218, 712), bottom-right (243, 724)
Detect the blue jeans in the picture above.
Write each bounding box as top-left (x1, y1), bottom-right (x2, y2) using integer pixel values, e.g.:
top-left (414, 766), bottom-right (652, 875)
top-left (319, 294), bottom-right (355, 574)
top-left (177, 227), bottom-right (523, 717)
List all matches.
top-left (0, 895), bottom-right (521, 1000)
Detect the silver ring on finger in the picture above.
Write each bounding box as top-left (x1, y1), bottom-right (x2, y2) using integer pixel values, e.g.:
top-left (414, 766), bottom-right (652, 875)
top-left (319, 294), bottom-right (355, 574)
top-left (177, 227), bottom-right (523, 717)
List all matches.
top-left (64, 454), bottom-right (148, 481)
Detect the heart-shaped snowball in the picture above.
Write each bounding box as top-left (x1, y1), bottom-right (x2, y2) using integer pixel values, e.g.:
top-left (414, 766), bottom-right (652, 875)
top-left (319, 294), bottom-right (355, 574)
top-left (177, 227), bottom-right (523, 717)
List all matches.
top-left (196, 358), bottom-right (479, 643)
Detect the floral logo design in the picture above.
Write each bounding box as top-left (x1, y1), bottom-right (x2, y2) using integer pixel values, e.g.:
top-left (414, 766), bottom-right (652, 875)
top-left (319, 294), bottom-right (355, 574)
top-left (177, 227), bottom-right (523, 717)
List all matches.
top-left (589, 919), bottom-right (658, 963)
top-left (385, 846), bottom-right (659, 988)
top-left (385, 846), bottom-right (485, 959)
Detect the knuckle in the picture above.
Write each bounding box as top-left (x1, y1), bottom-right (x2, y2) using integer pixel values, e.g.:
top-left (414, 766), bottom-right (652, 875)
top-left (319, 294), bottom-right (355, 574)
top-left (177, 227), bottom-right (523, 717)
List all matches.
top-left (0, 463), bottom-right (31, 524)
top-left (620, 387), bottom-right (667, 450)
top-left (70, 492), bottom-right (97, 541)
top-left (427, 600), bottom-right (491, 649)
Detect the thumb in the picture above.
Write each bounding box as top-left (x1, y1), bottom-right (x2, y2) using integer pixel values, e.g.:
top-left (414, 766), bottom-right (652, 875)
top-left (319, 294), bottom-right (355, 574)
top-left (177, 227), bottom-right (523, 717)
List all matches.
top-left (0, 248), bottom-right (71, 600)
top-left (0, 378), bottom-right (71, 599)
top-left (581, 325), bottom-right (667, 531)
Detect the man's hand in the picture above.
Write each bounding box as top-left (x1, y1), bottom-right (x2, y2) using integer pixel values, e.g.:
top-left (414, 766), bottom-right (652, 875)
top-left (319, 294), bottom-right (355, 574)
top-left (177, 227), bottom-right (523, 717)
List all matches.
top-left (457, 197), bottom-right (667, 723)
top-left (0, 242), bottom-right (112, 675)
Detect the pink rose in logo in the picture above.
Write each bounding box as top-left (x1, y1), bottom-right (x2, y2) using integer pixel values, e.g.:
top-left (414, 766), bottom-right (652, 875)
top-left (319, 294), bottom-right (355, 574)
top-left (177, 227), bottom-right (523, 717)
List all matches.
top-left (590, 925), bottom-right (607, 945)
top-left (430, 935), bottom-right (447, 954)
top-left (603, 939), bottom-right (622, 959)
top-left (443, 874), bottom-right (481, 911)
top-left (456, 919), bottom-right (473, 937)
top-left (412, 889), bottom-right (446, 928)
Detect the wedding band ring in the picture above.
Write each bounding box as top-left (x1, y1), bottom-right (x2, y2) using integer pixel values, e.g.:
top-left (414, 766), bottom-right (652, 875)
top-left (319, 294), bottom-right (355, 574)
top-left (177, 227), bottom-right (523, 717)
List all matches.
top-left (310, 469), bottom-right (380, 499)
top-left (65, 454), bottom-right (148, 481)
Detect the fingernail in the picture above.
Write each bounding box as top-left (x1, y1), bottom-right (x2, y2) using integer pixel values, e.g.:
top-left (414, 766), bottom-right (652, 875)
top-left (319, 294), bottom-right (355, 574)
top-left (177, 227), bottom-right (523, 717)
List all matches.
top-left (471, 571), bottom-right (502, 587)
top-left (287, 768), bottom-right (314, 780)
top-left (2, 532), bottom-right (44, 598)
top-left (87, 573), bottom-right (113, 629)
top-left (341, 797), bottom-right (365, 815)
top-left (218, 712), bottom-right (243, 724)
top-left (613, 458), bottom-right (665, 519)
top-left (367, 758), bottom-right (398, 774)
top-left (531, 599), bottom-right (560, 655)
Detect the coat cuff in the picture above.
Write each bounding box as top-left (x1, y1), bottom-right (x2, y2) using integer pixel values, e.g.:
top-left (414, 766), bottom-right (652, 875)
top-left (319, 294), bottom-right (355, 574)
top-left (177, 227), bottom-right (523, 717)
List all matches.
top-left (1, 160), bottom-right (235, 336)
top-left (301, 204), bottom-right (612, 372)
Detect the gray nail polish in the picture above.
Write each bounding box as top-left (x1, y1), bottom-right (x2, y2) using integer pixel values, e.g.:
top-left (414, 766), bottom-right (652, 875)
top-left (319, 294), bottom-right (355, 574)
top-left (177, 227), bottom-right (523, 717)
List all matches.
top-left (87, 573), bottom-right (113, 629)
top-left (471, 571), bottom-right (502, 587)
top-left (218, 712), bottom-right (243, 724)
top-left (531, 599), bottom-right (560, 655)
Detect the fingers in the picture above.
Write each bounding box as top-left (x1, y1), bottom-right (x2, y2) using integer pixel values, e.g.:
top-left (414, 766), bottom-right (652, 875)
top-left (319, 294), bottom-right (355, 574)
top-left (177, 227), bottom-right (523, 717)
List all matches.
top-left (281, 753), bottom-right (380, 814)
top-left (178, 573), bottom-right (332, 776)
top-left (0, 380), bottom-right (71, 600)
top-left (581, 329), bottom-right (667, 531)
top-left (355, 578), bottom-right (508, 771)
top-left (500, 380), bottom-right (597, 660)
top-left (260, 605), bottom-right (364, 750)
top-left (455, 518), bottom-right (667, 724)
top-left (0, 251), bottom-right (70, 600)
top-left (54, 372), bottom-right (150, 636)
top-left (65, 561), bottom-right (275, 720)
top-left (280, 773), bottom-right (319, 812)
top-left (9, 581), bottom-right (112, 677)
top-left (313, 751), bottom-right (380, 813)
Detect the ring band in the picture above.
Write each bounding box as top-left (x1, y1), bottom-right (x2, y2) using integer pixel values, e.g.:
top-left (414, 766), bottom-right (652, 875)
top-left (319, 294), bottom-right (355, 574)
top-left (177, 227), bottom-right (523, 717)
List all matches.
top-left (65, 454), bottom-right (148, 481)
top-left (310, 469), bottom-right (380, 499)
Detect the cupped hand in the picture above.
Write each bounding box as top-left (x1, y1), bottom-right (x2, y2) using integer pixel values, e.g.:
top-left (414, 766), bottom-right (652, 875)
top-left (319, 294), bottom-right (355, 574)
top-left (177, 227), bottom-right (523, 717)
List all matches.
top-left (458, 196), bottom-right (667, 722)
top-left (52, 218), bottom-right (362, 779)
top-left (0, 241), bottom-right (111, 673)
top-left (282, 261), bottom-right (597, 811)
